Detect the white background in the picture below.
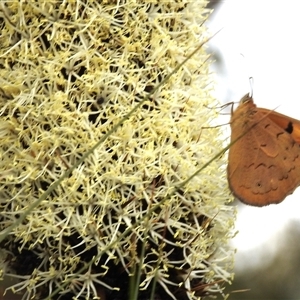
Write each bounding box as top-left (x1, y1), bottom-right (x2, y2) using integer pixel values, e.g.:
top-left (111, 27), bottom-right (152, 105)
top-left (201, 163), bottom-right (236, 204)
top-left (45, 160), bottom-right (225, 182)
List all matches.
top-left (208, 0), bottom-right (300, 270)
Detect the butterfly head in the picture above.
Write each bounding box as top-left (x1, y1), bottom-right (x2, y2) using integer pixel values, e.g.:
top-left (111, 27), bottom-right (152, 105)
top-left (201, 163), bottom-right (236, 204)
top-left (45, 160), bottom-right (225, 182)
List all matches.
top-left (240, 93), bottom-right (253, 104)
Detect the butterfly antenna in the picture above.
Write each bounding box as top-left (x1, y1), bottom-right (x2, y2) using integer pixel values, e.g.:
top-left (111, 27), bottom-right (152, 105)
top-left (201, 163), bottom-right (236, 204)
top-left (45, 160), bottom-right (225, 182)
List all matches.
top-left (248, 76), bottom-right (254, 98)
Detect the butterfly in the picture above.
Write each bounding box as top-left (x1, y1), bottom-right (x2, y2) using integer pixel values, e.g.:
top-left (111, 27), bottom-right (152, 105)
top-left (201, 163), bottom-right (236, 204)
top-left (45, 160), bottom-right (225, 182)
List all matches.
top-left (227, 93), bottom-right (300, 206)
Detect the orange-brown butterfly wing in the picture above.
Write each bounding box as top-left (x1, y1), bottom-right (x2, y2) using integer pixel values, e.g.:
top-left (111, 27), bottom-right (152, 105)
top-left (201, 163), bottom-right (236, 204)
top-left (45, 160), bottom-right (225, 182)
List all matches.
top-left (259, 108), bottom-right (300, 144)
top-left (228, 94), bottom-right (300, 206)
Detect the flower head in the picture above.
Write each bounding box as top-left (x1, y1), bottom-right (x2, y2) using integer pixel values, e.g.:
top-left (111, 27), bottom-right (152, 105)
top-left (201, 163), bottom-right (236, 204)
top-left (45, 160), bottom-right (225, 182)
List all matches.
top-left (0, 1), bottom-right (235, 299)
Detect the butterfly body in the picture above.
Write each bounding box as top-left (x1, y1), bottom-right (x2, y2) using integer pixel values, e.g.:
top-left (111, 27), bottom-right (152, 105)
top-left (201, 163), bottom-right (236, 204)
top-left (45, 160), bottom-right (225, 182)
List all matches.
top-left (228, 94), bottom-right (300, 206)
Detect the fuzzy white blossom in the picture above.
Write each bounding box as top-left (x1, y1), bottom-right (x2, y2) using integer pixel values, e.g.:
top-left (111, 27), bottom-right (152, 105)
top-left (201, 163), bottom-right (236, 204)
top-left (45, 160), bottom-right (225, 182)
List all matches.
top-left (0, 1), bottom-right (235, 299)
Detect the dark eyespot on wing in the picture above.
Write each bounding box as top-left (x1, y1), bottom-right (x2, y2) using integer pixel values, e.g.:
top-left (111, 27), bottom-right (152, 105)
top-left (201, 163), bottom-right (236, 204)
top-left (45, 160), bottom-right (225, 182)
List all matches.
top-left (285, 121), bottom-right (293, 134)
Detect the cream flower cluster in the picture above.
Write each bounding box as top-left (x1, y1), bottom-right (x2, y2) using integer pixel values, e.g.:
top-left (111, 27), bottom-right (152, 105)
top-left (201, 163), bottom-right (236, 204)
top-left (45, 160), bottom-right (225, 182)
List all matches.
top-left (0, 1), bottom-right (235, 299)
